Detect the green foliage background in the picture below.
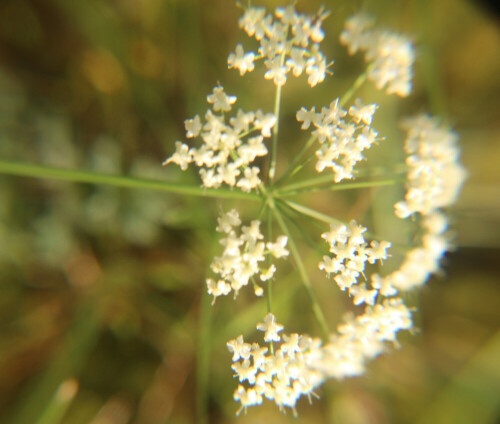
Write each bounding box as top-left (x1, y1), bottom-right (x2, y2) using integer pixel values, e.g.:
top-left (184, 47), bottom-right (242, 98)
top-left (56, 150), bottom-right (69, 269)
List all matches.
top-left (0, 0), bottom-right (499, 423)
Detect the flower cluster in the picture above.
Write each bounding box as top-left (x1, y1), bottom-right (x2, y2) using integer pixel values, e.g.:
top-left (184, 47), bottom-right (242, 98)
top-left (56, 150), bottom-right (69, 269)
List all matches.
top-left (228, 313), bottom-right (324, 414)
top-left (229, 4), bottom-right (331, 86)
top-left (207, 210), bottom-right (289, 303)
top-left (161, 1), bottom-right (466, 416)
top-left (372, 210), bottom-right (450, 291)
top-left (395, 115), bottom-right (467, 218)
top-left (319, 298), bottom-right (412, 379)
top-left (340, 14), bottom-right (415, 97)
top-left (297, 98), bottom-right (380, 182)
top-left (319, 220), bottom-right (391, 305)
top-left (163, 86), bottom-right (276, 191)
top-left (228, 301), bottom-right (412, 413)
top-left (368, 115), bottom-right (466, 291)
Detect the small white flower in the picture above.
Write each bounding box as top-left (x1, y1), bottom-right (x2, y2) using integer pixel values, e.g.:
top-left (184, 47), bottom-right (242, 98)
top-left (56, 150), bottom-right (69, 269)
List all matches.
top-left (239, 7), bottom-right (267, 38)
top-left (162, 141), bottom-right (192, 170)
top-left (266, 235), bottom-right (289, 258)
top-left (227, 335), bottom-right (252, 362)
top-left (348, 98), bottom-right (378, 125)
top-left (264, 56), bottom-right (288, 86)
top-left (306, 53), bottom-right (327, 87)
top-left (228, 44), bottom-right (256, 76)
top-left (260, 264), bottom-right (276, 281)
top-left (339, 13), bottom-right (374, 55)
top-left (254, 110), bottom-right (277, 137)
top-left (296, 106), bottom-right (317, 129)
top-left (184, 115), bottom-right (202, 138)
top-left (216, 209), bottom-right (241, 233)
top-left (257, 313), bottom-right (284, 342)
top-left (207, 278), bottom-right (231, 304)
top-left (207, 86), bottom-right (237, 112)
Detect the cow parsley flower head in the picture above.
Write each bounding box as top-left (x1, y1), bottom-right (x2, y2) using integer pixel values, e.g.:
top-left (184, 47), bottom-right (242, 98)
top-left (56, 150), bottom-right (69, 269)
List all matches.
top-left (395, 115), bottom-right (467, 218)
top-left (208, 210), bottom-right (289, 304)
top-left (228, 314), bottom-right (325, 414)
top-left (340, 13), bottom-right (415, 97)
top-left (161, 1), bottom-right (466, 417)
top-left (163, 85), bottom-right (276, 192)
top-left (229, 3), bottom-right (332, 87)
top-left (297, 98), bottom-right (381, 182)
top-left (319, 220), bottom-right (390, 305)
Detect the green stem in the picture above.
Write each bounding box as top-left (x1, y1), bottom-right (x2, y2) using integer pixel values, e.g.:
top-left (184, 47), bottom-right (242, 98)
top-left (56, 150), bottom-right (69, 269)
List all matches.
top-left (270, 203), bottom-right (330, 341)
top-left (274, 135), bottom-right (317, 187)
top-left (281, 199), bottom-right (344, 227)
top-left (268, 57), bottom-right (286, 183)
top-left (266, 207), bottom-right (273, 315)
top-left (282, 198), bottom-right (407, 246)
top-left (275, 198), bottom-right (330, 256)
top-left (339, 69), bottom-right (369, 108)
top-left (277, 177), bottom-right (402, 196)
top-left (0, 159), bottom-right (261, 201)
top-left (33, 380), bottom-right (78, 424)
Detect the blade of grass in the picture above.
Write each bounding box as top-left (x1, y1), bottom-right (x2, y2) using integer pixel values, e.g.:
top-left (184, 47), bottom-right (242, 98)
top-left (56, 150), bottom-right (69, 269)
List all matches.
top-left (9, 303), bottom-right (102, 424)
top-left (33, 379), bottom-right (79, 424)
top-left (196, 290), bottom-right (212, 424)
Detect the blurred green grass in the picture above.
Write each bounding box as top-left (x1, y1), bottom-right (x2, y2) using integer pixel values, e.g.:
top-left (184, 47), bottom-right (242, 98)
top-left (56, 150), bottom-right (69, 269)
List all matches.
top-left (0, 0), bottom-right (499, 423)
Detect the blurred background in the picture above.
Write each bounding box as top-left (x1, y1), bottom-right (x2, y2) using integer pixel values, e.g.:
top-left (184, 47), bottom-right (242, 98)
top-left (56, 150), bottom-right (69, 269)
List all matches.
top-left (0, 0), bottom-right (499, 423)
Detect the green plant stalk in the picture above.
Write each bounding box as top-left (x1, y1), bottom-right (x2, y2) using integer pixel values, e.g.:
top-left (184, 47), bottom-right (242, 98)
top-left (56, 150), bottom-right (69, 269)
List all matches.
top-left (266, 207), bottom-right (274, 315)
top-left (339, 69), bottom-right (369, 108)
top-left (275, 198), bottom-right (331, 255)
top-left (33, 380), bottom-right (78, 424)
top-left (277, 177), bottom-right (401, 196)
top-left (268, 55), bottom-right (286, 183)
top-left (270, 203), bottom-right (330, 341)
top-left (0, 159), bottom-right (261, 201)
top-left (274, 135), bottom-right (317, 186)
top-left (282, 199), bottom-right (345, 226)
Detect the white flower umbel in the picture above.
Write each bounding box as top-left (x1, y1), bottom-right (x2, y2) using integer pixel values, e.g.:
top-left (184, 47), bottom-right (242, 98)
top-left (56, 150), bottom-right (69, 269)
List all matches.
top-left (319, 298), bottom-right (412, 378)
top-left (163, 85), bottom-right (276, 192)
top-left (319, 220), bottom-right (391, 305)
top-left (395, 115), bottom-right (467, 218)
top-left (208, 210), bottom-right (289, 303)
top-left (340, 13), bottom-right (415, 97)
top-left (374, 116), bottom-right (466, 291)
top-left (228, 314), bottom-right (325, 415)
top-left (297, 98), bottom-right (381, 182)
top-left (229, 3), bottom-right (332, 87)
top-left (229, 304), bottom-right (412, 414)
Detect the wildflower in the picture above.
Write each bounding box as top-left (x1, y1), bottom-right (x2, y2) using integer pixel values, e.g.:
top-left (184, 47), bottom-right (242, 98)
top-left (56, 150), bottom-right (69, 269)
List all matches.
top-left (228, 44), bottom-right (256, 76)
top-left (207, 86), bottom-right (237, 112)
top-left (340, 13), bottom-right (415, 97)
top-left (319, 219), bottom-right (392, 303)
top-left (227, 335), bottom-right (252, 361)
top-left (162, 1), bottom-right (465, 416)
top-left (348, 98), bottom-right (378, 125)
top-left (395, 115), bottom-right (467, 218)
top-left (229, 314), bottom-right (325, 412)
top-left (163, 86), bottom-right (276, 192)
top-left (257, 313), bottom-right (284, 342)
top-left (208, 210), bottom-right (288, 303)
top-left (229, 3), bottom-right (332, 87)
top-left (298, 98), bottom-right (382, 182)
